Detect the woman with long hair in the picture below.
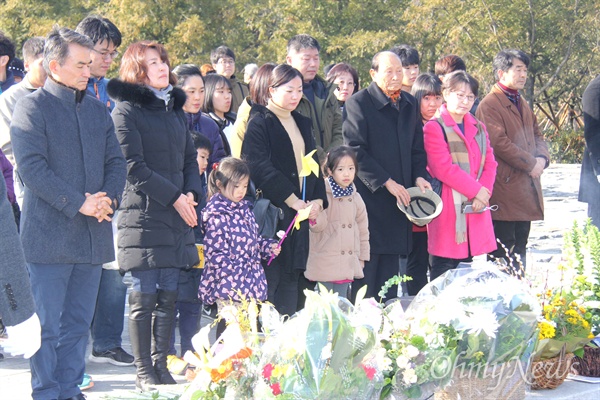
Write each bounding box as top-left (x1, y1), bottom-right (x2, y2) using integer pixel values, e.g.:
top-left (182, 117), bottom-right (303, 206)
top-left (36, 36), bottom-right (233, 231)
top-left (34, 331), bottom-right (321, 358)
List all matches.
top-left (107, 41), bottom-right (201, 392)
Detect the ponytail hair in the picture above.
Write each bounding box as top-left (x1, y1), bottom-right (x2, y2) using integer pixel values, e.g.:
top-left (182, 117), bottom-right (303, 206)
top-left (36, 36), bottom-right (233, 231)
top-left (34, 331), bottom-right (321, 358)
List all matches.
top-left (207, 157), bottom-right (250, 198)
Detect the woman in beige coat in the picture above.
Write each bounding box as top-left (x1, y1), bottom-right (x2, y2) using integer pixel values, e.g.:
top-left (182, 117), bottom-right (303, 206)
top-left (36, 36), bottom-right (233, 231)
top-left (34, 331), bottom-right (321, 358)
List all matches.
top-left (305, 146), bottom-right (369, 299)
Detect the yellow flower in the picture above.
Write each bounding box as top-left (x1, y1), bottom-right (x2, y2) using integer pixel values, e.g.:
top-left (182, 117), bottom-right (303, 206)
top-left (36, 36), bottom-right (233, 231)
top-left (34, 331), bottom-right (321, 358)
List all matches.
top-left (538, 321), bottom-right (556, 339)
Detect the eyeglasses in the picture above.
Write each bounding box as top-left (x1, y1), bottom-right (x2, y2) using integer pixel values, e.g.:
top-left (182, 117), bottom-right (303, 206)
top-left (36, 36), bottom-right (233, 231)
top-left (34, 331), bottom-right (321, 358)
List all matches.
top-left (453, 91), bottom-right (476, 102)
top-left (217, 58), bottom-right (235, 65)
top-left (92, 49), bottom-right (119, 60)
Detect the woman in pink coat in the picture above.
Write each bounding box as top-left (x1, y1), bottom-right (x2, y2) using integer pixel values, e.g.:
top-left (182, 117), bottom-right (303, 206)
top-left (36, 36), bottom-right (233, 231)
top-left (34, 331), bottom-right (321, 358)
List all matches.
top-left (423, 71), bottom-right (497, 280)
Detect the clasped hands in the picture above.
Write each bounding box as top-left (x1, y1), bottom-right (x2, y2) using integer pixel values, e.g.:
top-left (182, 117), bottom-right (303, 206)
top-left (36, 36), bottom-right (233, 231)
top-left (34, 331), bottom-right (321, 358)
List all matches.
top-left (174, 192), bottom-right (198, 227)
top-left (79, 192), bottom-right (114, 222)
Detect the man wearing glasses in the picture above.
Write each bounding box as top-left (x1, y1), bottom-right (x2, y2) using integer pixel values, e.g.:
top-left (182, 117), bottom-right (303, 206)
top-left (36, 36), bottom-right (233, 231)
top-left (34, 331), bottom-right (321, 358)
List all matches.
top-left (75, 15), bottom-right (134, 374)
top-left (76, 15), bottom-right (121, 111)
top-left (476, 49), bottom-right (550, 275)
top-left (210, 45), bottom-right (248, 113)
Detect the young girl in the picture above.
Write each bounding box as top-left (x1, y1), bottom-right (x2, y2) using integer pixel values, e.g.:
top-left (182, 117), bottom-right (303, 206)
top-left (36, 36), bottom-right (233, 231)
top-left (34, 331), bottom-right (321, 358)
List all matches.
top-left (199, 157), bottom-right (280, 335)
top-left (202, 74), bottom-right (236, 156)
top-left (305, 146), bottom-right (369, 299)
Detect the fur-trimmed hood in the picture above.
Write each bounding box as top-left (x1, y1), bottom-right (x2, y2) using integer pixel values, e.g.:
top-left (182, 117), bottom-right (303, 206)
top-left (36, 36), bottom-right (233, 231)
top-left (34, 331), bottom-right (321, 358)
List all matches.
top-left (107, 78), bottom-right (187, 111)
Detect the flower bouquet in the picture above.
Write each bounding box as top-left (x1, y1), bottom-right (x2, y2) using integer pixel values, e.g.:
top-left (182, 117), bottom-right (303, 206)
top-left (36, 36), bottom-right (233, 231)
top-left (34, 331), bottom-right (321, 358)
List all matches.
top-left (257, 287), bottom-right (384, 399)
top-left (375, 277), bottom-right (455, 400)
top-left (179, 296), bottom-right (281, 399)
top-left (403, 265), bottom-right (539, 400)
top-left (530, 288), bottom-right (594, 388)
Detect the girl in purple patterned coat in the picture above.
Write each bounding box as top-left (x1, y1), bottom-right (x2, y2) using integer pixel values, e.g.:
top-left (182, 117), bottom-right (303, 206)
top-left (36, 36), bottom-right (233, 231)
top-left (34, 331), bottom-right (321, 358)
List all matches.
top-left (199, 158), bottom-right (280, 335)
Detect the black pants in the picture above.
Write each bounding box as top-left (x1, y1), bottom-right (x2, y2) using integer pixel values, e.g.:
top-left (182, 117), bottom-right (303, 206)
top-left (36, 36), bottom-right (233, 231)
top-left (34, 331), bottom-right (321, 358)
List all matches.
top-left (264, 262), bottom-right (299, 317)
top-left (489, 220), bottom-right (531, 275)
top-left (406, 230), bottom-right (429, 295)
top-left (430, 255), bottom-right (472, 281)
top-left (350, 254), bottom-right (401, 303)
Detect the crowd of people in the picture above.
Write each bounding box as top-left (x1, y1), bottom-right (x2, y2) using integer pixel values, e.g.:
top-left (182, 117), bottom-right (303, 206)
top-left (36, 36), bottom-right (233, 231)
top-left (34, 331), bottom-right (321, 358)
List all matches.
top-left (2, 11), bottom-right (581, 399)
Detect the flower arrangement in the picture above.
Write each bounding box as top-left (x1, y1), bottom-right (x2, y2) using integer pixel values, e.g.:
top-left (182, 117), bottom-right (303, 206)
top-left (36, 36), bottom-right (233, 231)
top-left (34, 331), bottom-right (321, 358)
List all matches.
top-left (400, 265), bottom-right (539, 399)
top-left (257, 287), bottom-right (384, 399)
top-left (533, 288), bottom-right (594, 360)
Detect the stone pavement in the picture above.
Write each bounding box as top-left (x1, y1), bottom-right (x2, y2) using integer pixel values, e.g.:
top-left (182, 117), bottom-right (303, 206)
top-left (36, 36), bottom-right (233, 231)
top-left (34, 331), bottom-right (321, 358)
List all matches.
top-left (1, 164), bottom-right (599, 399)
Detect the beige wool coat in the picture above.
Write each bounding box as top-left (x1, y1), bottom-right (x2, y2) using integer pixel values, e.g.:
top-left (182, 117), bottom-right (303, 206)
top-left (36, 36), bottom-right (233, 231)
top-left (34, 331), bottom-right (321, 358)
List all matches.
top-left (305, 179), bottom-right (370, 282)
top-left (476, 85), bottom-right (550, 221)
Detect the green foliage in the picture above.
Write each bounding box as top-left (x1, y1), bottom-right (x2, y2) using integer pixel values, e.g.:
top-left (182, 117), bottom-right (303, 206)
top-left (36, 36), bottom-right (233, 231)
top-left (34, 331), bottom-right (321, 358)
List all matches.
top-left (546, 128), bottom-right (585, 164)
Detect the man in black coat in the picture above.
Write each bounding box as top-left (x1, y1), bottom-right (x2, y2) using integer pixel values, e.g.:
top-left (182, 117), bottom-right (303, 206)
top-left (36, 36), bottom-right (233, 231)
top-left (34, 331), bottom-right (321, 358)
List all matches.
top-left (579, 74), bottom-right (600, 227)
top-left (343, 51), bottom-right (430, 302)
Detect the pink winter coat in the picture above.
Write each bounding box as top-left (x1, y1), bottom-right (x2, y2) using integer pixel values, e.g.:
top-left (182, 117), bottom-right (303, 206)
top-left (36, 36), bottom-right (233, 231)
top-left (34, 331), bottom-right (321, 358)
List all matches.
top-left (305, 179), bottom-right (370, 282)
top-left (423, 104), bottom-right (498, 259)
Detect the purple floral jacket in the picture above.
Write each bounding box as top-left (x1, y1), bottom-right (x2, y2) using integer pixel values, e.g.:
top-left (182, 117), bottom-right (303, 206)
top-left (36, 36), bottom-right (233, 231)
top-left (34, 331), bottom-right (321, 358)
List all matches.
top-left (199, 193), bottom-right (276, 304)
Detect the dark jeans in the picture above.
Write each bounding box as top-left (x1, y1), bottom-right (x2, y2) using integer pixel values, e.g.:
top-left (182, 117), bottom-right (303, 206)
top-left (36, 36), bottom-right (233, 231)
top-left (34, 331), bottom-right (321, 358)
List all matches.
top-left (351, 254), bottom-right (401, 303)
top-left (169, 301), bottom-right (201, 357)
top-left (406, 230), bottom-right (429, 295)
top-left (130, 268), bottom-right (179, 293)
top-left (264, 262), bottom-right (299, 317)
top-left (91, 269), bottom-right (128, 352)
top-left (28, 263), bottom-right (102, 400)
top-left (589, 204), bottom-right (600, 230)
top-left (430, 255), bottom-right (472, 281)
top-left (489, 220), bottom-right (531, 275)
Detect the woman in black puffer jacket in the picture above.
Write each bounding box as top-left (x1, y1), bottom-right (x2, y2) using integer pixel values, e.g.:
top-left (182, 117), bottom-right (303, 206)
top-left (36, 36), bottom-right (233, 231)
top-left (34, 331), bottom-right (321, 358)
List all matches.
top-left (107, 41), bottom-right (201, 392)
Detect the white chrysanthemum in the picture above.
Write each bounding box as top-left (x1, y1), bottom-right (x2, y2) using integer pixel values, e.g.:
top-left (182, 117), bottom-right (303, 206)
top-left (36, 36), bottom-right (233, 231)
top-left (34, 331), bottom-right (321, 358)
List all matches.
top-left (460, 307), bottom-right (499, 338)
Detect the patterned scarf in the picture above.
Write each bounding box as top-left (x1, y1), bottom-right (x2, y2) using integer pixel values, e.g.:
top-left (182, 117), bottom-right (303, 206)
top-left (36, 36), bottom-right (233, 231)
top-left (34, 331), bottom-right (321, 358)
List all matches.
top-left (436, 117), bottom-right (486, 244)
top-left (328, 176), bottom-right (354, 198)
top-left (497, 82), bottom-right (522, 114)
top-left (382, 88), bottom-right (402, 108)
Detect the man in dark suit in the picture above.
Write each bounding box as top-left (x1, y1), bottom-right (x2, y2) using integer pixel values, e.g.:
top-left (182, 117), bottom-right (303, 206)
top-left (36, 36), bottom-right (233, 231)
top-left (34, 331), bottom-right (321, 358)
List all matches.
top-left (343, 51), bottom-right (430, 302)
top-left (10, 27), bottom-right (125, 400)
top-left (579, 74), bottom-right (600, 228)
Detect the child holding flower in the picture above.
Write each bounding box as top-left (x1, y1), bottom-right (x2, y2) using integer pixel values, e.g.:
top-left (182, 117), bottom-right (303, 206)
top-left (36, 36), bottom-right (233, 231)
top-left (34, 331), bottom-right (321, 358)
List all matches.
top-left (199, 158), bottom-right (280, 337)
top-left (305, 146), bottom-right (370, 299)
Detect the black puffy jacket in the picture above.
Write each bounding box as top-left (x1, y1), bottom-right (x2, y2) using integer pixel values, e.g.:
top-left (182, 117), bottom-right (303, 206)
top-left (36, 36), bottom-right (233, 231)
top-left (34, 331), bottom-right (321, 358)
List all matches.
top-left (108, 79), bottom-right (201, 272)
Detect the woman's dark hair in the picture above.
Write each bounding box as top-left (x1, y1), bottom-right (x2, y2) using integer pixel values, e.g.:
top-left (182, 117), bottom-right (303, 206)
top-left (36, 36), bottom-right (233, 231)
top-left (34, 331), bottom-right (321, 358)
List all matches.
top-left (324, 145), bottom-right (358, 177)
top-left (119, 41), bottom-right (176, 85)
top-left (207, 157), bottom-right (250, 198)
top-left (250, 63), bottom-right (276, 106)
top-left (411, 73), bottom-right (443, 121)
top-left (326, 63), bottom-right (359, 95)
top-left (442, 70), bottom-right (479, 97)
top-left (173, 63), bottom-right (204, 87)
top-left (434, 54), bottom-right (467, 77)
top-left (270, 64), bottom-right (303, 90)
top-left (202, 74), bottom-right (232, 113)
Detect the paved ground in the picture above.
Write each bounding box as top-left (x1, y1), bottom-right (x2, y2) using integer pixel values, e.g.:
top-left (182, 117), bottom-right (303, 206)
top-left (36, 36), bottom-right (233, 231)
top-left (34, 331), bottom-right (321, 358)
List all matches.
top-left (1, 164), bottom-right (599, 399)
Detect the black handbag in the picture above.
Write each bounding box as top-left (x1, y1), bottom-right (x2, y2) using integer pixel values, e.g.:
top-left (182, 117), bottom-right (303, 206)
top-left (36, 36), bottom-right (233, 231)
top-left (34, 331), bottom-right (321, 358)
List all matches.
top-left (250, 185), bottom-right (283, 239)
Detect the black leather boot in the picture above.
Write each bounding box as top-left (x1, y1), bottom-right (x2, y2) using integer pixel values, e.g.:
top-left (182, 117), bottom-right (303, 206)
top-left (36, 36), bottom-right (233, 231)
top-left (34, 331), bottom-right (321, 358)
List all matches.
top-left (129, 291), bottom-right (160, 392)
top-left (152, 290), bottom-right (178, 385)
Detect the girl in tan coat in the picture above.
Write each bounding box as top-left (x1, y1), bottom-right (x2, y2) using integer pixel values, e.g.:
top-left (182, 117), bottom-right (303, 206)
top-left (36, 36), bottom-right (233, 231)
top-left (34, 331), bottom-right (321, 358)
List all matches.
top-left (305, 146), bottom-right (370, 299)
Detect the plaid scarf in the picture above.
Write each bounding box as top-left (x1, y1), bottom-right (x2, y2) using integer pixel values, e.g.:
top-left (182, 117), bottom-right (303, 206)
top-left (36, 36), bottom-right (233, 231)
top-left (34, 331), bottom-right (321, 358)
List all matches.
top-left (382, 88), bottom-right (402, 108)
top-left (437, 117), bottom-right (487, 244)
top-left (497, 82), bottom-right (522, 114)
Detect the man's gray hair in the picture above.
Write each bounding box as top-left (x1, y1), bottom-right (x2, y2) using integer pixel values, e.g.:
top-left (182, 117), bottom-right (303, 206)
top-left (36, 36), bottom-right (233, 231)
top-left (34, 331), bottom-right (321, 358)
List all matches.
top-left (43, 26), bottom-right (93, 74)
top-left (287, 34), bottom-right (320, 54)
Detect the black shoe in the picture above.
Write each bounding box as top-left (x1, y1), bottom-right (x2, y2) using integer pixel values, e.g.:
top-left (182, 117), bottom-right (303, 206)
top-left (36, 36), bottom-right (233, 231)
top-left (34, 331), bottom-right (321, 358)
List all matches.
top-left (201, 303), bottom-right (218, 320)
top-left (60, 394), bottom-right (86, 400)
top-left (89, 347), bottom-right (134, 366)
